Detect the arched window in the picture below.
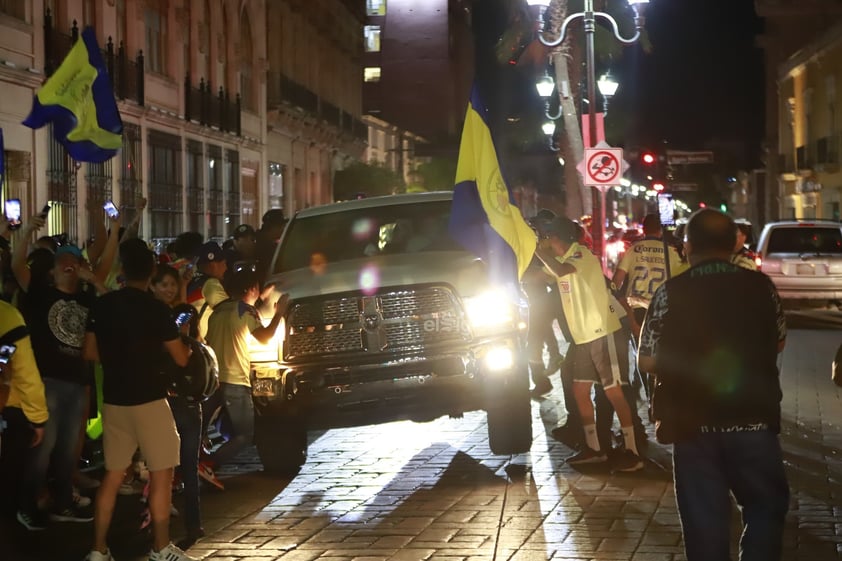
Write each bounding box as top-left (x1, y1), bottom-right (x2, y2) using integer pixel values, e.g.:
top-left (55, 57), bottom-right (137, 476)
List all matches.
top-left (240, 9), bottom-right (254, 111)
top-left (145, 0), bottom-right (168, 75)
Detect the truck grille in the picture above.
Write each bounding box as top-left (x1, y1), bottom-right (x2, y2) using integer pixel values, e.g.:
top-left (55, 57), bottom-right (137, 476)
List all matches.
top-left (286, 286), bottom-right (467, 360)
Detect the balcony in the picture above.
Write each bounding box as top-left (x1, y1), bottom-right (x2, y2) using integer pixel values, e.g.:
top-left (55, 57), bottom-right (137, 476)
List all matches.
top-left (44, 12), bottom-right (144, 106)
top-left (184, 76), bottom-right (241, 136)
top-left (815, 135), bottom-right (840, 172)
top-left (268, 71), bottom-right (366, 144)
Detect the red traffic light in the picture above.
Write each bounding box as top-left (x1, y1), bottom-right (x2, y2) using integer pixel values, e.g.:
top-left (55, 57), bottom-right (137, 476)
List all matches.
top-left (642, 152), bottom-right (656, 165)
top-left (653, 182), bottom-right (665, 192)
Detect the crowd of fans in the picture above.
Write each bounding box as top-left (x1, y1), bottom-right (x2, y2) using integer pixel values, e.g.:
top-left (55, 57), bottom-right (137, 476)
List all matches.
top-left (0, 199), bottom-right (287, 561)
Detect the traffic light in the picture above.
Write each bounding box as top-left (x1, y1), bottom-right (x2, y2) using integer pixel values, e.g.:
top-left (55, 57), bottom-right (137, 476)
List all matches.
top-left (641, 152), bottom-right (656, 165)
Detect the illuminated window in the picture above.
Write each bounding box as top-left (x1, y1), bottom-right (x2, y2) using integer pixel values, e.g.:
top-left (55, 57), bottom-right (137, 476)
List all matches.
top-left (364, 67), bottom-right (381, 82)
top-left (364, 25), bottom-right (381, 52)
top-left (366, 0), bottom-right (386, 16)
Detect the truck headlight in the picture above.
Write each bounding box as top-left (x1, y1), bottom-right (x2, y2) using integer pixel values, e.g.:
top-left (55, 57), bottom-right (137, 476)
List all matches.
top-left (463, 290), bottom-right (514, 329)
top-left (248, 317), bottom-right (285, 363)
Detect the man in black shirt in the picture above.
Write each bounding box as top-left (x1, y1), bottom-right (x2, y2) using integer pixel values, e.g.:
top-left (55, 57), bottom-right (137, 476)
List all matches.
top-left (638, 209), bottom-right (789, 561)
top-left (10, 214), bottom-right (119, 529)
top-left (83, 239), bottom-right (196, 561)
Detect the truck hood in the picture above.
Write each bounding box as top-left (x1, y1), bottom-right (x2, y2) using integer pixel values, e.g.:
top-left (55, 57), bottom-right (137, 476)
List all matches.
top-left (265, 251), bottom-right (493, 301)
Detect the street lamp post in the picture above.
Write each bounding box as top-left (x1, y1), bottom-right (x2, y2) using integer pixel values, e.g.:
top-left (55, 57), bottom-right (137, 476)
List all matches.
top-left (534, 0), bottom-right (648, 267)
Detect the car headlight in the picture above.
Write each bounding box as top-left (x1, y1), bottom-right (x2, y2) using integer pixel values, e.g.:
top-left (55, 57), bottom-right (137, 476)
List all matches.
top-left (463, 289), bottom-right (515, 329)
top-left (248, 317), bottom-right (285, 363)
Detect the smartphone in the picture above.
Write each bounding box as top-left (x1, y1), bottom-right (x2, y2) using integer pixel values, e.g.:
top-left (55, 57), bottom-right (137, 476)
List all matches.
top-left (0, 344), bottom-right (17, 365)
top-left (4, 199), bottom-right (21, 230)
top-left (175, 311), bottom-right (194, 328)
top-left (39, 204), bottom-right (50, 219)
top-left (103, 201), bottom-right (119, 219)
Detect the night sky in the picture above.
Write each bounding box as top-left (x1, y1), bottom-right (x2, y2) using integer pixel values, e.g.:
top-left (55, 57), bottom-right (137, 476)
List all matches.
top-left (622, 0), bottom-right (765, 166)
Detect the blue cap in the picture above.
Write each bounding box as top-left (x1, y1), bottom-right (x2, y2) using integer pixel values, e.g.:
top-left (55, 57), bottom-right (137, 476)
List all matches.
top-left (55, 245), bottom-right (83, 260)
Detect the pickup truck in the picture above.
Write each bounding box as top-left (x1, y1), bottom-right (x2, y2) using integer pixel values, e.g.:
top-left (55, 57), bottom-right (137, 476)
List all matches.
top-left (249, 191), bottom-right (532, 473)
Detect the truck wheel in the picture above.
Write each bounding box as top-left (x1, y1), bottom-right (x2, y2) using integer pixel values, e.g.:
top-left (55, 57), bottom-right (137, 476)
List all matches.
top-left (486, 365), bottom-right (533, 455)
top-left (254, 415), bottom-right (307, 475)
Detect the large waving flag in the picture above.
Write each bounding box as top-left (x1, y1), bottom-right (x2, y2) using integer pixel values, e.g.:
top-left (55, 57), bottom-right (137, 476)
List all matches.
top-left (449, 85), bottom-right (536, 285)
top-left (23, 27), bottom-right (122, 163)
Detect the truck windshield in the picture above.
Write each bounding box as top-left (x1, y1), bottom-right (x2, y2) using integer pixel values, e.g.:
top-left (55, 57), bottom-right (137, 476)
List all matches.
top-left (274, 200), bottom-right (464, 273)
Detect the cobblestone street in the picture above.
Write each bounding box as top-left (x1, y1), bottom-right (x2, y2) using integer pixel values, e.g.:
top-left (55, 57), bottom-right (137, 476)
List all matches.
top-left (3, 322), bottom-right (841, 561)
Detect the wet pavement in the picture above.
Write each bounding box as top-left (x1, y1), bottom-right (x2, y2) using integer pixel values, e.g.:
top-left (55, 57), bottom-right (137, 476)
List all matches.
top-left (2, 315), bottom-right (841, 561)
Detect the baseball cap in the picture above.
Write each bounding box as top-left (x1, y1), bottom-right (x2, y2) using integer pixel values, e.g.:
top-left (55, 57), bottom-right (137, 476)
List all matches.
top-left (233, 224), bottom-right (256, 239)
top-left (55, 245), bottom-right (83, 260)
top-left (195, 241), bottom-right (226, 265)
top-left (544, 217), bottom-right (579, 243)
top-left (262, 209), bottom-right (287, 227)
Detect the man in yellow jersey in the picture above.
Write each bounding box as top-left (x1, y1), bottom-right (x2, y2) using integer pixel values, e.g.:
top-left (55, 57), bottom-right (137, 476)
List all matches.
top-left (613, 214), bottom-right (687, 331)
top-left (536, 217), bottom-right (643, 471)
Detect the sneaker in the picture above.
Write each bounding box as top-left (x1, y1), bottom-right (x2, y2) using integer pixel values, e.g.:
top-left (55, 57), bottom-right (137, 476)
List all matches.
top-left (73, 488), bottom-right (92, 508)
top-left (566, 447), bottom-right (608, 465)
top-left (85, 549), bottom-right (115, 561)
top-left (198, 461), bottom-right (225, 491)
top-left (118, 480), bottom-right (144, 495)
top-left (550, 423), bottom-right (583, 447)
top-left (16, 509), bottom-right (47, 531)
top-left (50, 505), bottom-right (94, 523)
top-left (530, 376), bottom-right (553, 398)
top-left (149, 542), bottom-right (198, 561)
top-left (613, 450), bottom-right (645, 472)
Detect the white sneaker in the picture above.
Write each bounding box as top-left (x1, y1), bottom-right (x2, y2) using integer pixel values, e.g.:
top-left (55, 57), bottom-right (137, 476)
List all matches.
top-left (118, 480), bottom-right (143, 495)
top-left (85, 549), bottom-right (115, 561)
top-left (149, 543), bottom-right (198, 561)
top-left (73, 487), bottom-right (92, 508)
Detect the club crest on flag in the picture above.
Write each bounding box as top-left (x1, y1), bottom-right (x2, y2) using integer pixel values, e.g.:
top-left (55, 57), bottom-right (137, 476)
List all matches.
top-left (23, 26), bottom-right (123, 163)
top-left (448, 84), bottom-right (536, 285)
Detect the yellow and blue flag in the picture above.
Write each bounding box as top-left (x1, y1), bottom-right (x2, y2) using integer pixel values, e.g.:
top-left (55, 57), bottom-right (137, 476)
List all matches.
top-left (449, 85), bottom-right (536, 284)
top-left (23, 27), bottom-right (122, 163)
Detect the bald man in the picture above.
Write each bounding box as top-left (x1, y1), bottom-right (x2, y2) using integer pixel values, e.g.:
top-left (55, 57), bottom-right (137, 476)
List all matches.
top-left (638, 209), bottom-right (789, 561)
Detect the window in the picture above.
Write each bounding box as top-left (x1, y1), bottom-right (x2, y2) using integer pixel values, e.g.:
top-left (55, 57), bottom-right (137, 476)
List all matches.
top-left (120, 124), bottom-right (142, 225)
top-left (187, 140), bottom-right (204, 233)
top-left (147, 130), bottom-right (182, 239)
top-left (366, 0), bottom-right (386, 16)
top-left (268, 162), bottom-right (284, 211)
top-left (83, 0), bottom-right (95, 29)
top-left (145, 0), bottom-right (168, 75)
top-left (46, 125), bottom-right (78, 242)
top-left (364, 67), bottom-right (381, 82)
top-left (225, 149), bottom-right (240, 232)
top-left (86, 160), bottom-right (113, 238)
top-left (767, 227), bottom-right (842, 254)
top-left (240, 11), bottom-right (255, 111)
top-left (364, 25), bottom-right (381, 52)
top-left (0, 0), bottom-right (26, 21)
top-left (207, 145), bottom-right (223, 239)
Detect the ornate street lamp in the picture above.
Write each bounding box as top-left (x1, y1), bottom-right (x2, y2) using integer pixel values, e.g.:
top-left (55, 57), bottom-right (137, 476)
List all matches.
top-left (536, 0), bottom-right (648, 269)
top-left (597, 72), bottom-right (619, 115)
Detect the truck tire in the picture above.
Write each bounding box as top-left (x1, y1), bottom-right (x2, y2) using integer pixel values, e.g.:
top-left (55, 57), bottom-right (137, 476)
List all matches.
top-left (254, 415), bottom-right (307, 475)
top-left (486, 364), bottom-right (533, 455)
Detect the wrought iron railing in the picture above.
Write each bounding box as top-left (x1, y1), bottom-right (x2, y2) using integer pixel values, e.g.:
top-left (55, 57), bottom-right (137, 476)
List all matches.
top-left (184, 76), bottom-right (241, 135)
top-left (44, 11), bottom-right (144, 105)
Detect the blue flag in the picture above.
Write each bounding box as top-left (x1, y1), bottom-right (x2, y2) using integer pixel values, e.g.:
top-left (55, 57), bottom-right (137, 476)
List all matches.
top-left (449, 85), bottom-right (536, 288)
top-left (23, 26), bottom-right (122, 163)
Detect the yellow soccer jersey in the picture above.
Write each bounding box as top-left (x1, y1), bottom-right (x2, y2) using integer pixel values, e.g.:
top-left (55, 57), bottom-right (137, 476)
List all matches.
top-left (552, 242), bottom-right (621, 345)
top-left (617, 238), bottom-right (687, 308)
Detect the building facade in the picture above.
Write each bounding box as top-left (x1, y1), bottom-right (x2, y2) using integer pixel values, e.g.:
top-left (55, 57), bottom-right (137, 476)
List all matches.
top-left (776, 21), bottom-right (842, 220)
top-left (363, 0), bottom-right (473, 144)
top-left (0, 0), bottom-right (368, 249)
top-left (755, 0), bottom-right (842, 224)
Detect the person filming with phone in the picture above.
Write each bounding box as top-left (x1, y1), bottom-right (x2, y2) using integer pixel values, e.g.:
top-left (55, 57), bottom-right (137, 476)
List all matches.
top-left (9, 209), bottom-right (122, 529)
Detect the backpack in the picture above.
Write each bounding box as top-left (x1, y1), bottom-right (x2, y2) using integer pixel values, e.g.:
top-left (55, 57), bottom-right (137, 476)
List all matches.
top-left (165, 336), bottom-right (220, 402)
